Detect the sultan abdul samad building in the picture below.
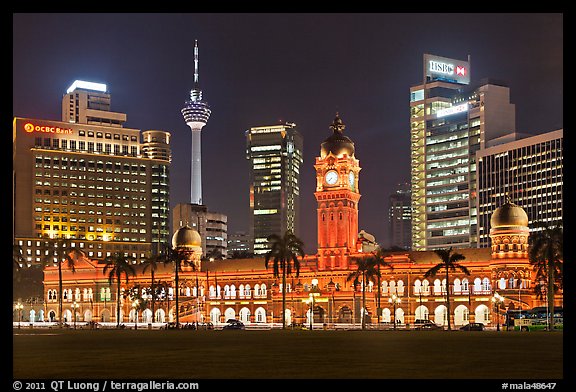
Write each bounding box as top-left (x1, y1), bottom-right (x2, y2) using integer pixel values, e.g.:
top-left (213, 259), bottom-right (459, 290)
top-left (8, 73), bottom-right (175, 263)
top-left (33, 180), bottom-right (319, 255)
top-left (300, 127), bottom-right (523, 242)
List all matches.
top-left (44, 115), bottom-right (561, 328)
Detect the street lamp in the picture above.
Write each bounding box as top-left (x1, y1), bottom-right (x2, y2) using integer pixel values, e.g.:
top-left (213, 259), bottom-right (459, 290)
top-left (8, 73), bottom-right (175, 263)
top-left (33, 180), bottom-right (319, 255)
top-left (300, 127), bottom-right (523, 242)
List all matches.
top-left (389, 294), bottom-right (401, 330)
top-left (71, 301), bottom-right (79, 329)
top-left (491, 292), bottom-right (504, 331)
top-left (15, 303), bottom-right (24, 329)
top-left (132, 299), bottom-right (139, 330)
top-left (308, 279), bottom-right (321, 330)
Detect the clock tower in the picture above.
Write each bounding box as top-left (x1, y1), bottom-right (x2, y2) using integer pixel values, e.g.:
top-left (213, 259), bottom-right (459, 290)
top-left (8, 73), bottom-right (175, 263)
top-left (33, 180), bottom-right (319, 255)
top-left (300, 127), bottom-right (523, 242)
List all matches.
top-left (314, 114), bottom-right (361, 270)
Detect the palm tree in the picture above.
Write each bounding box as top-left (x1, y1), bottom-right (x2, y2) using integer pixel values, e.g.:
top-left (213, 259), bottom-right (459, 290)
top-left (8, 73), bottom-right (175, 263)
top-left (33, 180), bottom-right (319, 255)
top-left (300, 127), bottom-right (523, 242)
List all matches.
top-left (264, 231), bottom-right (305, 329)
top-left (424, 247), bottom-right (470, 331)
top-left (103, 252), bottom-right (136, 328)
top-left (41, 238), bottom-right (85, 327)
top-left (529, 222), bottom-right (563, 331)
top-left (142, 243), bottom-right (172, 323)
top-left (346, 257), bottom-right (380, 330)
top-left (365, 247), bottom-right (394, 321)
top-left (162, 245), bottom-right (197, 328)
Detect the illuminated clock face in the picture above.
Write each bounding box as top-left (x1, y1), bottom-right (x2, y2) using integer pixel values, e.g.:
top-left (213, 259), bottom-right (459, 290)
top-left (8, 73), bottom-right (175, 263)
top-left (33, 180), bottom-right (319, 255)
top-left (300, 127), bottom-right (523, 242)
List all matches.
top-left (325, 170), bottom-right (338, 185)
top-left (348, 171), bottom-right (355, 187)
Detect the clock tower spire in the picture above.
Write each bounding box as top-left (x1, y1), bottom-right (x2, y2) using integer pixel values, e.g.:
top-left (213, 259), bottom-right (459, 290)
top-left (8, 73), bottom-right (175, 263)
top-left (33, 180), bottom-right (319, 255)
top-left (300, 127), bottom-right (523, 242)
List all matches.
top-left (314, 113), bottom-right (361, 270)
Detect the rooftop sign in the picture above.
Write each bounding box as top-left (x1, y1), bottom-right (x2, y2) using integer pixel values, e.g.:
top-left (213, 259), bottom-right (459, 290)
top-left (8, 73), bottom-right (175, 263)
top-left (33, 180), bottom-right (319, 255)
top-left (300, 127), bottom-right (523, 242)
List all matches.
top-left (424, 54), bottom-right (470, 85)
top-left (66, 80), bottom-right (107, 94)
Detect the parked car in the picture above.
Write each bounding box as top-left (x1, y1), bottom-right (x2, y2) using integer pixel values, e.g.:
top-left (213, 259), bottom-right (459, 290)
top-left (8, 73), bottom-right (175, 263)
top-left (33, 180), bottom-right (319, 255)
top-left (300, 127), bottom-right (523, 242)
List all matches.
top-left (222, 320), bottom-right (245, 330)
top-left (413, 320), bottom-right (442, 330)
top-left (459, 322), bottom-right (485, 331)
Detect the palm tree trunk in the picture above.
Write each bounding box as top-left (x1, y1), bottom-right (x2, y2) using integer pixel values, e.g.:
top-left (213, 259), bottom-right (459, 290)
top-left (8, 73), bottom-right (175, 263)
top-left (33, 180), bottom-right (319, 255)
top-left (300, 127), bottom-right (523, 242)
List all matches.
top-left (58, 261), bottom-right (63, 327)
top-left (151, 270), bottom-right (155, 323)
top-left (175, 263), bottom-right (179, 327)
top-left (377, 264), bottom-right (381, 323)
top-left (547, 257), bottom-right (555, 331)
top-left (282, 260), bottom-right (287, 329)
top-left (116, 272), bottom-right (121, 328)
top-left (445, 268), bottom-right (451, 330)
top-left (361, 273), bottom-right (366, 330)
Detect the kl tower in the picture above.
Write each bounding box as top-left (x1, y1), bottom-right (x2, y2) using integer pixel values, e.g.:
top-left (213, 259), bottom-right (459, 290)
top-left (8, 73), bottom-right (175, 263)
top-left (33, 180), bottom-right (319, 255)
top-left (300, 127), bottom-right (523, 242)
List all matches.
top-left (181, 40), bottom-right (211, 205)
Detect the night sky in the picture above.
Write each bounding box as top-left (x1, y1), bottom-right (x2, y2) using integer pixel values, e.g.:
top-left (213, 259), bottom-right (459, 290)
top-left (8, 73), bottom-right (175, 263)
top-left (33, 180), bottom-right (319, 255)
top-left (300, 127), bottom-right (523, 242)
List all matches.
top-left (12, 13), bottom-right (563, 254)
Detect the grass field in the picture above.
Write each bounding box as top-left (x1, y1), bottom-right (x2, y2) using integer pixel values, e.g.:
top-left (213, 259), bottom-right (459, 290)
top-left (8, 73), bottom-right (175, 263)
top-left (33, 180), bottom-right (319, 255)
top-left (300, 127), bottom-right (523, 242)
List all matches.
top-left (13, 328), bottom-right (563, 379)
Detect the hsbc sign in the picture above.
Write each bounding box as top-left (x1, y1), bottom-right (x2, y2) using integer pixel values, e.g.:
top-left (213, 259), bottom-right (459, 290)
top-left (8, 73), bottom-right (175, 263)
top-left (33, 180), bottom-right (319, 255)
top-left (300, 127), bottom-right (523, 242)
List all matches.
top-left (425, 54), bottom-right (470, 85)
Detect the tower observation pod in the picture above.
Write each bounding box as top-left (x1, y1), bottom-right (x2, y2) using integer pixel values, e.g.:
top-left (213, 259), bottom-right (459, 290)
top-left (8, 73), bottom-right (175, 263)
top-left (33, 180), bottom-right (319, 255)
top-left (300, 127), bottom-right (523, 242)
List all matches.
top-left (181, 40), bottom-right (211, 205)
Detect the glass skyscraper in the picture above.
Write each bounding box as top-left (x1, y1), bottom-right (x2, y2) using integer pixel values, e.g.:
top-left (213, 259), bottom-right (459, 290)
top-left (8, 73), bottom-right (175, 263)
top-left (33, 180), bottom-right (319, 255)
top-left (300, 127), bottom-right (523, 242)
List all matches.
top-left (246, 123), bottom-right (303, 255)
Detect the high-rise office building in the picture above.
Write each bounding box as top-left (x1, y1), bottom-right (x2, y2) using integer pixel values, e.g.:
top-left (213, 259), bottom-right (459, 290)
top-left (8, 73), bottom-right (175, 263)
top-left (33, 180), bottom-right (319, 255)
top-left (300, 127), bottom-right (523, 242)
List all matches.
top-left (477, 129), bottom-right (563, 247)
top-left (181, 40), bottom-right (211, 205)
top-left (388, 183), bottom-right (411, 250)
top-left (410, 54), bottom-right (516, 250)
top-left (172, 203), bottom-right (228, 258)
top-left (13, 80), bottom-right (171, 262)
top-left (246, 122), bottom-right (303, 255)
top-left (227, 231), bottom-right (253, 256)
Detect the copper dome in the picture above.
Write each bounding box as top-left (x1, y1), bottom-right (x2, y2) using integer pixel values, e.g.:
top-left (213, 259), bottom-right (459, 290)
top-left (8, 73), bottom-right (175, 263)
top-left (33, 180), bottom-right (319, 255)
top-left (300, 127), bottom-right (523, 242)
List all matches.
top-left (320, 114), bottom-right (355, 159)
top-left (490, 199), bottom-right (529, 229)
top-left (172, 225), bottom-right (202, 249)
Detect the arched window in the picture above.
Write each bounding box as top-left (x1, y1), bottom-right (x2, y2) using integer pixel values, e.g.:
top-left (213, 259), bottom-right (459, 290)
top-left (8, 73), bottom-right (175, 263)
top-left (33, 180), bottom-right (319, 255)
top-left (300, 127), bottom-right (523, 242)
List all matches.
top-left (216, 285), bottom-right (221, 298)
top-left (434, 305), bottom-right (448, 326)
top-left (475, 304), bottom-right (490, 325)
top-left (63, 289), bottom-right (68, 300)
top-left (453, 278), bottom-right (461, 294)
top-left (230, 284), bottom-right (236, 298)
top-left (422, 279), bottom-right (430, 295)
top-left (499, 277), bottom-right (506, 290)
top-left (474, 278), bottom-right (482, 293)
top-left (255, 307), bottom-right (266, 323)
top-left (224, 307), bottom-right (235, 322)
top-left (433, 279), bottom-right (442, 295)
top-left (254, 284), bottom-right (260, 297)
top-left (389, 280), bottom-right (396, 295)
top-left (397, 280), bottom-right (404, 295)
top-left (367, 281), bottom-right (374, 293)
top-left (209, 285), bottom-right (216, 298)
top-left (415, 305), bottom-right (429, 321)
top-left (239, 307), bottom-right (250, 323)
top-left (210, 307), bottom-right (221, 324)
top-left (382, 308), bottom-right (391, 323)
top-left (83, 288), bottom-right (88, 301)
top-left (395, 308), bottom-right (405, 324)
top-left (454, 304), bottom-right (469, 326)
top-left (261, 284), bottom-right (267, 296)
top-left (462, 278), bottom-right (469, 293)
top-left (75, 288), bottom-right (81, 301)
top-left (185, 287), bottom-right (191, 297)
top-left (441, 279), bottom-right (447, 294)
top-left (414, 279), bottom-right (422, 295)
top-left (509, 277), bottom-right (515, 289)
top-left (482, 277), bottom-right (491, 292)
top-left (381, 281), bottom-right (388, 295)
top-left (239, 284), bottom-right (244, 299)
top-left (88, 288), bottom-right (93, 300)
top-left (244, 284), bottom-right (251, 298)
top-left (224, 285), bottom-right (230, 298)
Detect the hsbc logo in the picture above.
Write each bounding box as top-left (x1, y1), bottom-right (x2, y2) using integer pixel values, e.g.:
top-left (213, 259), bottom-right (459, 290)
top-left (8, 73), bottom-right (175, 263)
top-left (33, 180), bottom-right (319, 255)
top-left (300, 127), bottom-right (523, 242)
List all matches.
top-left (429, 60), bottom-right (454, 75)
top-left (429, 60), bottom-right (467, 78)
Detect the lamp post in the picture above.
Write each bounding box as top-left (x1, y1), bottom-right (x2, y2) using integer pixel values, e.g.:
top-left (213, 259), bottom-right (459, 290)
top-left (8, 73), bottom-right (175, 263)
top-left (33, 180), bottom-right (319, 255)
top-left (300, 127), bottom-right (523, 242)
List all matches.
top-left (71, 301), bottom-right (79, 329)
top-left (132, 299), bottom-right (139, 330)
top-left (389, 294), bottom-right (401, 330)
top-left (308, 279), bottom-right (320, 330)
top-left (491, 292), bottom-right (504, 331)
top-left (15, 303), bottom-right (24, 329)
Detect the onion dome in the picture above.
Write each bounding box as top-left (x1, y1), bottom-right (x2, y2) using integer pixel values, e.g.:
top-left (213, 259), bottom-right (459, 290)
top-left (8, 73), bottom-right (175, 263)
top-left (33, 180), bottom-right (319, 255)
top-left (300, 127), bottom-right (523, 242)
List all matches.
top-left (320, 113), bottom-right (355, 159)
top-left (490, 197), bottom-right (529, 229)
top-left (172, 225), bottom-right (202, 249)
